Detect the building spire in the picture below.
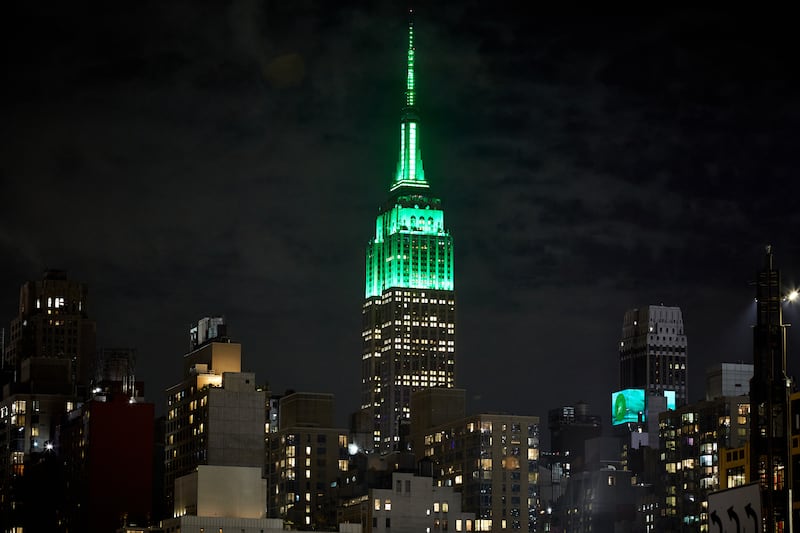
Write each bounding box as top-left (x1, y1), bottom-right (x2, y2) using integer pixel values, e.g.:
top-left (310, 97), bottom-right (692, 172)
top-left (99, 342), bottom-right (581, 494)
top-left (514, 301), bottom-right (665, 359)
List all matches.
top-left (391, 9), bottom-right (428, 192)
top-left (405, 12), bottom-right (416, 108)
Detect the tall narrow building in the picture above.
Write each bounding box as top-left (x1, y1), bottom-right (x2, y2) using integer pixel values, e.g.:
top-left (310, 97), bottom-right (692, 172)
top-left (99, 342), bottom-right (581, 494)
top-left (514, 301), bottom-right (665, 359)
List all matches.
top-left (749, 246), bottom-right (792, 531)
top-left (361, 16), bottom-right (456, 453)
top-left (619, 305), bottom-right (688, 406)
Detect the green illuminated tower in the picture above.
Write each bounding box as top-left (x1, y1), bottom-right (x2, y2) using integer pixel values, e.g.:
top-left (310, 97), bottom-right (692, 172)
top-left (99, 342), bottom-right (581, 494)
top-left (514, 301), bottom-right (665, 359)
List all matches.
top-left (361, 15), bottom-right (456, 453)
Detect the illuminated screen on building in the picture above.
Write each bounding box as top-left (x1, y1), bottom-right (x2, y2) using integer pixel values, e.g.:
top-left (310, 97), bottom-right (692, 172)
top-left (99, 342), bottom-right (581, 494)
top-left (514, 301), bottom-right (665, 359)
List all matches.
top-left (611, 389), bottom-right (645, 425)
top-left (663, 390), bottom-right (676, 410)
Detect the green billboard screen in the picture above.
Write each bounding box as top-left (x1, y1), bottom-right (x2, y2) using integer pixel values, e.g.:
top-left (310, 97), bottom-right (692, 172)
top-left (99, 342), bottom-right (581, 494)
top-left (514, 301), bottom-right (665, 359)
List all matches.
top-left (611, 388), bottom-right (645, 425)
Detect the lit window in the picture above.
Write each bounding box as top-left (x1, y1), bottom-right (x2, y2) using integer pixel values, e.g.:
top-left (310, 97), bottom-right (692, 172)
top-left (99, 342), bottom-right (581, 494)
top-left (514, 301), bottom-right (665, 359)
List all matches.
top-left (385, 499), bottom-right (392, 511)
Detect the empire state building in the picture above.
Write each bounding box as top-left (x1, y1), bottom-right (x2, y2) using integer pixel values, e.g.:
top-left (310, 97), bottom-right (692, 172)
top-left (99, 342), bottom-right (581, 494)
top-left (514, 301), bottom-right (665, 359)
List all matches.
top-left (360, 16), bottom-right (456, 452)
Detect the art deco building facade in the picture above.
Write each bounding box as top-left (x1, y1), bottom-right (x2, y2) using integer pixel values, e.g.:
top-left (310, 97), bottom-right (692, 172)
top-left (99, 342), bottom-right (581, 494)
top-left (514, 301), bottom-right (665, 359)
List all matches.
top-left (619, 305), bottom-right (688, 406)
top-left (361, 17), bottom-right (456, 453)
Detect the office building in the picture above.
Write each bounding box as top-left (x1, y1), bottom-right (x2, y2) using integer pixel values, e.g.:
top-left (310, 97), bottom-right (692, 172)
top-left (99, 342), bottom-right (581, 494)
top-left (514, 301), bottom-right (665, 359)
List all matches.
top-left (619, 305), bottom-right (688, 406)
top-left (267, 392), bottom-right (350, 529)
top-left (164, 318), bottom-right (266, 517)
top-left (360, 16), bottom-right (456, 453)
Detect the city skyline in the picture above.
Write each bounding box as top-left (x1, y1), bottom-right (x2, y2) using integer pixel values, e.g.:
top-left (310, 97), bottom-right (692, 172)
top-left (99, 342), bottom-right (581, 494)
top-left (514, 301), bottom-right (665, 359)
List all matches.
top-left (2, 4), bottom-right (799, 427)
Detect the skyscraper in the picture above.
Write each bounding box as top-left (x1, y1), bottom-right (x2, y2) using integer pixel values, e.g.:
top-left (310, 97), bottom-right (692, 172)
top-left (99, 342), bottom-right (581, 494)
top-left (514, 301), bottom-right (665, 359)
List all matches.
top-left (619, 305), bottom-right (688, 407)
top-left (360, 16), bottom-right (456, 453)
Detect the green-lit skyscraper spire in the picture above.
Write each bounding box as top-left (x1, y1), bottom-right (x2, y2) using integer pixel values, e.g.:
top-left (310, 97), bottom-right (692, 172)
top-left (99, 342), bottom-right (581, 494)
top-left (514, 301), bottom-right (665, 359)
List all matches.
top-left (392, 18), bottom-right (427, 191)
top-left (359, 12), bottom-right (456, 453)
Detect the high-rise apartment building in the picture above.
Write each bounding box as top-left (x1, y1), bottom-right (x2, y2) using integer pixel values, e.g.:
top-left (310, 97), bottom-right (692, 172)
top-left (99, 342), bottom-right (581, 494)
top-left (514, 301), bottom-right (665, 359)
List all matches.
top-left (619, 305), bottom-right (688, 406)
top-left (657, 395), bottom-right (750, 530)
top-left (360, 15), bottom-right (456, 453)
top-left (414, 412), bottom-right (541, 532)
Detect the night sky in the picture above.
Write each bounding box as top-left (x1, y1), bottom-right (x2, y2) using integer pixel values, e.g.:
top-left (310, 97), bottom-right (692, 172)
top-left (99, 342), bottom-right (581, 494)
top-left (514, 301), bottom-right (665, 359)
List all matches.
top-left (2, 3), bottom-right (799, 431)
